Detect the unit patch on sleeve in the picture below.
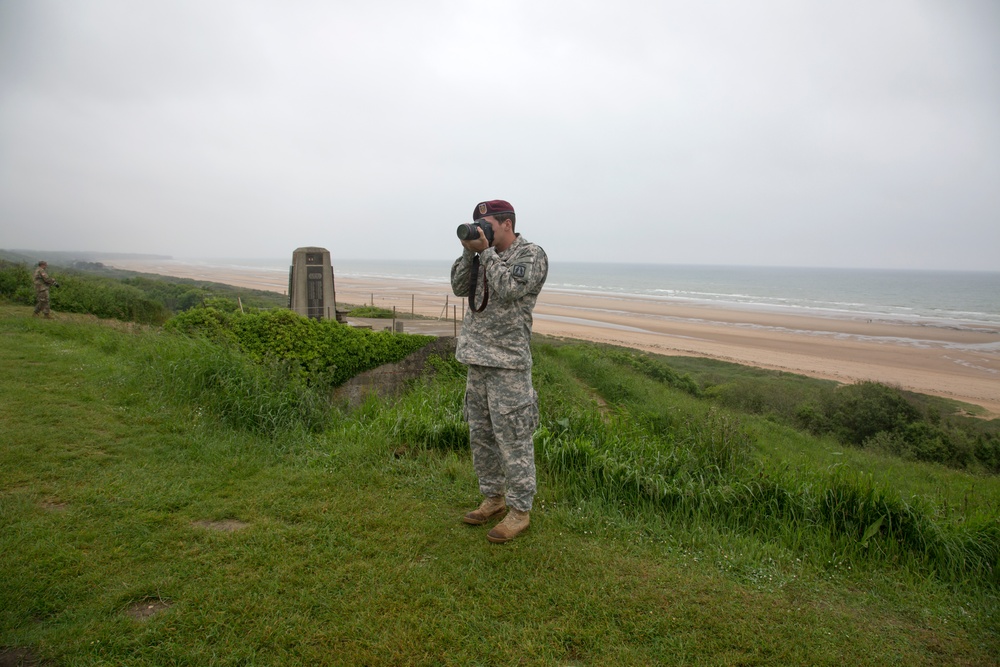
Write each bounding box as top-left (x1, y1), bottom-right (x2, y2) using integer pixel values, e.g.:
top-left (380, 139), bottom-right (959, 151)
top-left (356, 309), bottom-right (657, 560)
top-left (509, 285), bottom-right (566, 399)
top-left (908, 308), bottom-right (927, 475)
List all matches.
top-left (512, 264), bottom-right (527, 278)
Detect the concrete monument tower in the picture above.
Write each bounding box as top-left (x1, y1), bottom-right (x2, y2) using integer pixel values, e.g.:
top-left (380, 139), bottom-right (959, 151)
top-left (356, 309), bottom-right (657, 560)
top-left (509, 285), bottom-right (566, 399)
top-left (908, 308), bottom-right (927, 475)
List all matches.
top-left (288, 247), bottom-right (338, 321)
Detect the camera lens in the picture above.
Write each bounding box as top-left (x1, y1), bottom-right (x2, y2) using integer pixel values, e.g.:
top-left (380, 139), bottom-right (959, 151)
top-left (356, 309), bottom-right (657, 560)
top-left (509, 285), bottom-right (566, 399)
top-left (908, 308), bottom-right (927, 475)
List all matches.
top-left (457, 220), bottom-right (494, 246)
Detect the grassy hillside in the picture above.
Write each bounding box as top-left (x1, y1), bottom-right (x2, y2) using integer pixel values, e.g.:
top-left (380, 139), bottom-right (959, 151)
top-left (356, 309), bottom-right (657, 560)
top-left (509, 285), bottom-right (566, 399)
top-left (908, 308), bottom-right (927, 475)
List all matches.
top-left (1, 304), bottom-right (998, 665)
top-left (0, 258), bottom-right (288, 324)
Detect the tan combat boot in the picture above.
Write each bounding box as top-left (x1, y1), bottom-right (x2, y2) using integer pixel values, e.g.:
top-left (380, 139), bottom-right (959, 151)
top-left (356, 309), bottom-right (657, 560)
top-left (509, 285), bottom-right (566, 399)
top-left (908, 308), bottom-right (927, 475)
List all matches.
top-left (486, 509), bottom-right (530, 543)
top-left (462, 496), bottom-right (506, 525)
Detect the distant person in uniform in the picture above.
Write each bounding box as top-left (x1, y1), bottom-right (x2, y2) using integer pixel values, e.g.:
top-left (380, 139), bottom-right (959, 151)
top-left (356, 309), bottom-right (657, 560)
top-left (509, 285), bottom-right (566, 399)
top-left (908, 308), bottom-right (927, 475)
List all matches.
top-left (33, 261), bottom-right (58, 318)
top-left (451, 200), bottom-right (548, 543)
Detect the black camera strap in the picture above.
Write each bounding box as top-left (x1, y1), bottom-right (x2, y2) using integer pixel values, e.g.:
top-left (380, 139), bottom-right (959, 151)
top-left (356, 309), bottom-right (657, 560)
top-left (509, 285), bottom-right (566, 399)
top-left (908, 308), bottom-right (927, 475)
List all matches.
top-left (468, 254), bottom-right (489, 313)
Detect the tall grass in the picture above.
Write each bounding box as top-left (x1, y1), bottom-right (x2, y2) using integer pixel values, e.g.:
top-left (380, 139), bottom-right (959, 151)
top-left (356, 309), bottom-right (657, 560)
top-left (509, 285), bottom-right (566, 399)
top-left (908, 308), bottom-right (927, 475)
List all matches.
top-left (118, 331), bottom-right (335, 437)
top-left (528, 342), bottom-right (1000, 589)
top-left (348, 355), bottom-right (470, 453)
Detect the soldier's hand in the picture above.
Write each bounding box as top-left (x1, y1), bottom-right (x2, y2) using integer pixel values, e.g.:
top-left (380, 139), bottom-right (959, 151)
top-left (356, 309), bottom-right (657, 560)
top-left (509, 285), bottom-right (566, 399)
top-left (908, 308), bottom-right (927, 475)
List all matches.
top-left (460, 227), bottom-right (490, 253)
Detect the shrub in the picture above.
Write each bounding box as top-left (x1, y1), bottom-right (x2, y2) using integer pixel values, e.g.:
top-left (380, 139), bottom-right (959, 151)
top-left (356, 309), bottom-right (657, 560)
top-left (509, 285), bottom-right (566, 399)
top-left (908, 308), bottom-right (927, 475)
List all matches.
top-left (203, 296), bottom-right (243, 313)
top-left (826, 381), bottom-right (921, 446)
top-left (974, 432), bottom-right (1000, 472)
top-left (50, 275), bottom-right (171, 324)
top-left (166, 306), bottom-right (434, 388)
top-left (0, 262), bottom-right (32, 303)
top-left (165, 307), bottom-right (237, 344)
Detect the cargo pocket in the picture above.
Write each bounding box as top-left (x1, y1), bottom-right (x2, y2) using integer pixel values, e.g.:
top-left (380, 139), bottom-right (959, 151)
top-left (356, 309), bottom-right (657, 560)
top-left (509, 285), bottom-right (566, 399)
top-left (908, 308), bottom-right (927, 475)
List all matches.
top-left (496, 390), bottom-right (540, 442)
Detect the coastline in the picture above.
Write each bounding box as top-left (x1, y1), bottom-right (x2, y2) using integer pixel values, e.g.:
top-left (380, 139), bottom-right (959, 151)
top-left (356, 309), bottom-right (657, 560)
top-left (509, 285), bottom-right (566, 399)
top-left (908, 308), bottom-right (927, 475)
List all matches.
top-left (107, 259), bottom-right (1000, 417)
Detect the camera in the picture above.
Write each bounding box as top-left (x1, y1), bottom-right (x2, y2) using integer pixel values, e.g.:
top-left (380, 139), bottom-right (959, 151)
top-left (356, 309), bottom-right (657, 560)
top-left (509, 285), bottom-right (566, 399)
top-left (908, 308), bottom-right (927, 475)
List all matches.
top-left (456, 220), bottom-right (494, 246)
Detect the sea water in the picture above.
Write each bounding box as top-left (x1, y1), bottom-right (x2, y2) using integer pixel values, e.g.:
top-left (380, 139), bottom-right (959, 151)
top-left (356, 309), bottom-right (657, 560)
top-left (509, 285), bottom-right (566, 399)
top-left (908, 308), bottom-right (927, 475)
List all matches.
top-left (191, 257), bottom-right (1000, 331)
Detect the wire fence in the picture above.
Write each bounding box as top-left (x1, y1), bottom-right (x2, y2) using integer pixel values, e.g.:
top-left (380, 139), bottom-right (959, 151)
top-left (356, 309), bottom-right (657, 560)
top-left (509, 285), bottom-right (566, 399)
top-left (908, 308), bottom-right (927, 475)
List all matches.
top-left (334, 287), bottom-right (467, 336)
top-left (335, 287), bottom-right (465, 320)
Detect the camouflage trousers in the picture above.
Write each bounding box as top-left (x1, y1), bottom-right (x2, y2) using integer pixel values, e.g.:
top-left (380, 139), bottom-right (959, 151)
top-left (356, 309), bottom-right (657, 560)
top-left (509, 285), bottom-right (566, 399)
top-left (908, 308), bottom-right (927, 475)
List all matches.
top-left (464, 365), bottom-right (539, 512)
top-left (34, 289), bottom-right (50, 316)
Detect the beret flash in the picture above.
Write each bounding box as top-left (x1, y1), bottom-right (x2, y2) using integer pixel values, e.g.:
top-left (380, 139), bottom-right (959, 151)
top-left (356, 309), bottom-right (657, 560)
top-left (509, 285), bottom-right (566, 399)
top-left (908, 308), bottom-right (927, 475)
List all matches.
top-left (472, 199), bottom-right (515, 220)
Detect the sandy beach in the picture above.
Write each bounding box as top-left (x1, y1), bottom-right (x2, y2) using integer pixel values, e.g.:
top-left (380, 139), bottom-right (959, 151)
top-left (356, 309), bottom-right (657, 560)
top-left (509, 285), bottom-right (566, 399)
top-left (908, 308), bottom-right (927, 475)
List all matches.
top-left (108, 259), bottom-right (1000, 417)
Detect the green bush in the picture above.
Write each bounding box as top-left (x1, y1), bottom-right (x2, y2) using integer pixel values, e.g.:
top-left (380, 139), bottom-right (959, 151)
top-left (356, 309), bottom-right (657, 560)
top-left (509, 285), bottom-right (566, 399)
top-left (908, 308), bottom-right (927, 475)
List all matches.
top-left (974, 431), bottom-right (1000, 472)
top-left (202, 296), bottom-right (244, 313)
top-left (0, 262), bottom-right (32, 302)
top-left (164, 306), bottom-right (237, 344)
top-left (827, 382), bottom-right (921, 446)
top-left (50, 274), bottom-right (171, 324)
top-left (166, 306), bottom-right (434, 387)
top-left (869, 421), bottom-right (979, 470)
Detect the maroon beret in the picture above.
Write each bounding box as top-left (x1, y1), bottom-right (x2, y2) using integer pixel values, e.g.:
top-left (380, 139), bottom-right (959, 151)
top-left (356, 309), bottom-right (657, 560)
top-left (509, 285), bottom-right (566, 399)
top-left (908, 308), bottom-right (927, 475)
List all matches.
top-left (472, 199), bottom-right (515, 220)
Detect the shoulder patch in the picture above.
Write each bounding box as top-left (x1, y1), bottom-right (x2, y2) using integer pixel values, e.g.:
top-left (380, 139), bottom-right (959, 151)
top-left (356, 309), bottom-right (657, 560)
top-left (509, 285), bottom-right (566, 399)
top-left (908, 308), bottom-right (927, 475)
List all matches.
top-left (512, 264), bottom-right (526, 278)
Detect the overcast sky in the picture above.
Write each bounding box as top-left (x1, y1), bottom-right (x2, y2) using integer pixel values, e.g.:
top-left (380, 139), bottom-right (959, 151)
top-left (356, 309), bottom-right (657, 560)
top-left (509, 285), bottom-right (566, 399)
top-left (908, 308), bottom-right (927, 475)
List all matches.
top-left (2, 1), bottom-right (998, 270)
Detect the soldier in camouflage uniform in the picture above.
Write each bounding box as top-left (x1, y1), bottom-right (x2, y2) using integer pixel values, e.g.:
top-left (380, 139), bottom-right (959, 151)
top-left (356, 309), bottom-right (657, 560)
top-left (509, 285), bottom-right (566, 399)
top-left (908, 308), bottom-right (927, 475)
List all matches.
top-left (33, 261), bottom-right (58, 318)
top-left (451, 199), bottom-right (548, 543)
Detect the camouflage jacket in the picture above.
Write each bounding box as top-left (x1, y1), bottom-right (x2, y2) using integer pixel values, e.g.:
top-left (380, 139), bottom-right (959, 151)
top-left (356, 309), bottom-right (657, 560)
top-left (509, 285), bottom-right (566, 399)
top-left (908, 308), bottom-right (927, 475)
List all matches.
top-left (33, 266), bottom-right (56, 291)
top-left (450, 234), bottom-right (548, 370)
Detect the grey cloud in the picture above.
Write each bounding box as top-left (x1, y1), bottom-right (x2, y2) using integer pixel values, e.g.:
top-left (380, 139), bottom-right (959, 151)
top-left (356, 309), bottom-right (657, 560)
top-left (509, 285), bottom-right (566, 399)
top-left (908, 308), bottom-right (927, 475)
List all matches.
top-left (1, 0), bottom-right (998, 269)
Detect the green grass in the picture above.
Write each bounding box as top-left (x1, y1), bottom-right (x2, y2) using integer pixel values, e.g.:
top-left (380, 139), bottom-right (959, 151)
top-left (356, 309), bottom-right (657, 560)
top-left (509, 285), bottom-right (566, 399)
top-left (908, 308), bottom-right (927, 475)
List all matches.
top-left (2, 305), bottom-right (998, 665)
